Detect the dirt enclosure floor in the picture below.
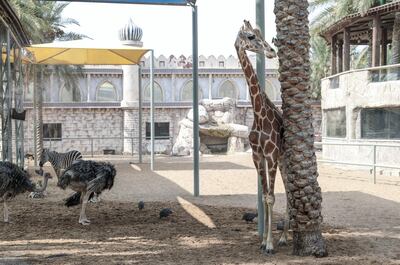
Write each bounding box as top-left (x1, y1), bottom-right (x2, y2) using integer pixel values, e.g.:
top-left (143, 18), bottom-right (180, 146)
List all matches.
top-left (0, 154), bottom-right (399, 265)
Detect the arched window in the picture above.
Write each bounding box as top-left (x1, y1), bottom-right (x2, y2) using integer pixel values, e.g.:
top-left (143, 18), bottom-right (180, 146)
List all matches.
top-left (60, 85), bottom-right (81, 102)
top-left (144, 82), bottom-right (163, 102)
top-left (218, 80), bottom-right (238, 99)
top-left (97, 82), bottom-right (117, 101)
top-left (181, 80), bottom-right (203, 101)
top-left (265, 80), bottom-right (277, 100)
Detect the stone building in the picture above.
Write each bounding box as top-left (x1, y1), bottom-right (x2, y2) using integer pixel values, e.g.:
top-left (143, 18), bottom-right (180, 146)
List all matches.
top-left (320, 2), bottom-right (400, 174)
top-left (22, 20), bottom-right (321, 156)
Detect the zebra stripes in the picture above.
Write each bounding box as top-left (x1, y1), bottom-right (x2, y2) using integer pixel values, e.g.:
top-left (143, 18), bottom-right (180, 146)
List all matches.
top-left (39, 149), bottom-right (82, 178)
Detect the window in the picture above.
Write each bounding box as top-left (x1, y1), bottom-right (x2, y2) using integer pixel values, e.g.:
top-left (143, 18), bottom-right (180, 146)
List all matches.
top-left (60, 86), bottom-right (81, 102)
top-left (219, 61), bottom-right (225, 67)
top-left (218, 80), bottom-right (237, 99)
top-left (199, 61), bottom-right (205, 67)
top-left (43, 123), bottom-right (62, 141)
top-left (326, 108), bottom-right (346, 138)
top-left (361, 108), bottom-right (400, 139)
top-left (97, 82), bottom-right (117, 101)
top-left (265, 80), bottom-right (277, 100)
top-left (141, 61), bottom-right (145, 67)
top-left (146, 122), bottom-right (170, 140)
top-left (159, 61), bottom-right (165, 67)
top-left (181, 81), bottom-right (203, 101)
top-left (144, 82), bottom-right (163, 102)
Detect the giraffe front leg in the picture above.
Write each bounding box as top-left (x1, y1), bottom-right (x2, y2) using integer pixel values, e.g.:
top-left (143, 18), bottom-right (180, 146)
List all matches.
top-left (261, 193), bottom-right (275, 255)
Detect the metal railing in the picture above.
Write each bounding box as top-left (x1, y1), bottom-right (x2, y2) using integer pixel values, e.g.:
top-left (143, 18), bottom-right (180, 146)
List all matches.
top-left (315, 141), bottom-right (400, 184)
top-left (24, 136), bottom-right (174, 158)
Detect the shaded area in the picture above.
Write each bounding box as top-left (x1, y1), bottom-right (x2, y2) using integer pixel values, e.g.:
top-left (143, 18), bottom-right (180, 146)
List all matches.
top-left (0, 200), bottom-right (399, 265)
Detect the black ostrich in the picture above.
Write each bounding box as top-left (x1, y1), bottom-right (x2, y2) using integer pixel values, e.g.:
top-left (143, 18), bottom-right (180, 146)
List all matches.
top-left (0, 161), bottom-right (52, 222)
top-left (57, 160), bottom-right (116, 225)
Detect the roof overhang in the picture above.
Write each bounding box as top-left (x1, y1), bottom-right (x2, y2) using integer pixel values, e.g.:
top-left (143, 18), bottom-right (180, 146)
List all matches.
top-left (320, 1), bottom-right (400, 44)
top-left (44, 0), bottom-right (195, 6)
top-left (27, 40), bottom-right (150, 65)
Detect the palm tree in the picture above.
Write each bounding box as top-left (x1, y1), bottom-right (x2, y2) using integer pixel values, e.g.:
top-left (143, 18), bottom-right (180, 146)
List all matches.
top-left (10, 0), bottom-right (85, 98)
top-left (274, 0), bottom-right (328, 256)
top-left (9, 0), bottom-right (85, 160)
top-left (310, 35), bottom-right (330, 99)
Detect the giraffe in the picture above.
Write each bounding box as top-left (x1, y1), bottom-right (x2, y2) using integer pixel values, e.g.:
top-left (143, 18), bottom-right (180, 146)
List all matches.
top-left (235, 20), bottom-right (289, 254)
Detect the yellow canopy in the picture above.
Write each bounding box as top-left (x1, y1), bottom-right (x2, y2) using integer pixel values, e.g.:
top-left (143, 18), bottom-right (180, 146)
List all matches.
top-left (27, 40), bottom-right (149, 65)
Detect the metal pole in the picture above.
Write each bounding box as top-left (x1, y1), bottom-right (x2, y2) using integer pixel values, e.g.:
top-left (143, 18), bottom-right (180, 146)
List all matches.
top-left (33, 66), bottom-right (37, 166)
top-left (138, 66), bottom-right (143, 163)
top-left (192, 4), bottom-right (200, 197)
top-left (91, 137), bottom-right (94, 157)
top-left (5, 30), bottom-right (12, 162)
top-left (131, 137), bottom-right (134, 156)
top-left (256, 0), bottom-right (265, 238)
top-left (150, 50), bottom-right (155, 170)
top-left (373, 145), bottom-right (377, 184)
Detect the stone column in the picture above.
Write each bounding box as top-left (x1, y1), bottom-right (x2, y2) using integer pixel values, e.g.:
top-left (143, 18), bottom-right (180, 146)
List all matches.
top-left (122, 64), bottom-right (141, 154)
top-left (331, 35), bottom-right (337, 75)
top-left (343, 27), bottom-right (351, 71)
top-left (338, 41), bottom-right (343, 73)
top-left (372, 15), bottom-right (382, 67)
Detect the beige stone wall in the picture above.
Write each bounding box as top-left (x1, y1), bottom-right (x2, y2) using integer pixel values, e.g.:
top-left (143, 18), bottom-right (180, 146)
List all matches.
top-left (24, 108), bottom-right (124, 155)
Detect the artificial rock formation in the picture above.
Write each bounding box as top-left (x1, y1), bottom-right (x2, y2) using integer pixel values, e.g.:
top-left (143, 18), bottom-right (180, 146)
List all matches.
top-left (172, 98), bottom-right (248, 156)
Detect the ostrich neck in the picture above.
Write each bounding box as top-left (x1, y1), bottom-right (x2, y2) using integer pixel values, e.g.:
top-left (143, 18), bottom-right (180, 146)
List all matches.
top-left (33, 176), bottom-right (50, 193)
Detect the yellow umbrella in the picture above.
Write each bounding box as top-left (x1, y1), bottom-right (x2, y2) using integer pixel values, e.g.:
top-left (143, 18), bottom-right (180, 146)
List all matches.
top-left (27, 40), bottom-right (149, 65)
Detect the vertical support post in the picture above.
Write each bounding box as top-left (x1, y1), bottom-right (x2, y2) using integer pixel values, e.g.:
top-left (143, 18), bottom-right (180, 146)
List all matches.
top-left (381, 28), bottom-right (388, 66)
top-left (338, 41), bottom-right (343, 73)
top-left (208, 74), bottom-right (212, 99)
top-left (372, 15), bottom-right (382, 67)
top-left (2, 30), bottom-right (13, 162)
top-left (14, 45), bottom-right (24, 168)
top-left (150, 50), bottom-right (155, 171)
top-left (331, 35), bottom-right (337, 75)
top-left (33, 65), bottom-right (37, 166)
top-left (343, 27), bottom-right (351, 71)
top-left (192, 3), bottom-right (200, 197)
top-left (87, 73), bottom-right (91, 102)
top-left (131, 137), bottom-right (134, 156)
top-left (138, 66), bottom-right (143, 163)
top-left (91, 137), bottom-right (94, 157)
top-left (373, 145), bottom-right (377, 184)
top-left (256, 0), bottom-right (265, 238)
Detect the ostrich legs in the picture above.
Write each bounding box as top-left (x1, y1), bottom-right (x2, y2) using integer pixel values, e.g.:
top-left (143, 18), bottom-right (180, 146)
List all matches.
top-left (0, 161), bottom-right (52, 222)
top-left (58, 160), bottom-right (116, 225)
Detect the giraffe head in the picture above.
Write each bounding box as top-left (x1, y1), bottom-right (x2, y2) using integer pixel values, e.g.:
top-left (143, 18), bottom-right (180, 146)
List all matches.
top-left (235, 20), bottom-right (276, 59)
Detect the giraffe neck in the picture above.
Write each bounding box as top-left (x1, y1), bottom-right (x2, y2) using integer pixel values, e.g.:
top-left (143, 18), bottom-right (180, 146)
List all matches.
top-left (235, 43), bottom-right (282, 118)
top-left (236, 45), bottom-right (265, 115)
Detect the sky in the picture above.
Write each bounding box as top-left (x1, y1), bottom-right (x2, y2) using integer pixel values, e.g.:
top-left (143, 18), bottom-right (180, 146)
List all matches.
top-left (61, 0), bottom-right (276, 57)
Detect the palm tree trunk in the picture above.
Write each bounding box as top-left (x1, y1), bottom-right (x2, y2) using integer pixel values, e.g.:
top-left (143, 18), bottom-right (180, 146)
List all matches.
top-left (274, 0), bottom-right (327, 257)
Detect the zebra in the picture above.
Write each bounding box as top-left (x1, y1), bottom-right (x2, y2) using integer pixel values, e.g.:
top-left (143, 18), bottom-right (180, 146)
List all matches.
top-left (37, 149), bottom-right (100, 202)
top-left (39, 149), bottom-right (83, 178)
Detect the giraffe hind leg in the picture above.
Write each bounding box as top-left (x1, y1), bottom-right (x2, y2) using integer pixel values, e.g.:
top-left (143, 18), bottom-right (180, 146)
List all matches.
top-left (278, 158), bottom-right (289, 246)
top-left (261, 162), bottom-right (278, 255)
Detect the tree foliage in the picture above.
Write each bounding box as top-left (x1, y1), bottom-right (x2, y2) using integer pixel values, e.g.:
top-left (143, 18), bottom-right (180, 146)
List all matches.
top-left (308, 0), bottom-right (387, 99)
top-left (9, 0), bottom-right (86, 101)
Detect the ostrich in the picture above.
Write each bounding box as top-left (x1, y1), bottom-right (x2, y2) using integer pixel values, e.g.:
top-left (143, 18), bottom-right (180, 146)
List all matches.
top-left (57, 160), bottom-right (116, 225)
top-left (0, 161), bottom-right (52, 222)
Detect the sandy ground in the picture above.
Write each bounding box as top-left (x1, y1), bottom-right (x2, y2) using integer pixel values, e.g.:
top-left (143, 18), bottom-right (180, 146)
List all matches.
top-left (0, 153), bottom-right (399, 264)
